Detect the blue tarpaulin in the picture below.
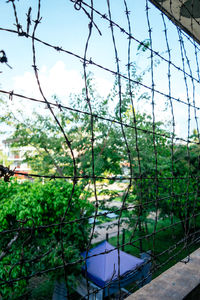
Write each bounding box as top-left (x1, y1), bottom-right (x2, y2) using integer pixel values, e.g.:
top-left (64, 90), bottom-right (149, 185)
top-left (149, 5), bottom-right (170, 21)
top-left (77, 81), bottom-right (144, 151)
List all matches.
top-left (81, 241), bottom-right (144, 288)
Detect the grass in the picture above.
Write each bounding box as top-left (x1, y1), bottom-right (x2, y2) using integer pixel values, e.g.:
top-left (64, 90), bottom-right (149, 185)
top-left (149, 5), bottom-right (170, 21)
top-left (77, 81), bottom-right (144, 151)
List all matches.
top-left (108, 216), bottom-right (200, 292)
top-left (24, 216), bottom-right (200, 299)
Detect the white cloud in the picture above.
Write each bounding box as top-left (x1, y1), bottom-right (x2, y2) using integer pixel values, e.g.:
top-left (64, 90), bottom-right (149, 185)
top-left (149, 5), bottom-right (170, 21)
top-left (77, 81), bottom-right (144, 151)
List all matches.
top-left (13, 61), bottom-right (83, 100)
top-left (12, 61), bottom-right (113, 102)
top-left (95, 77), bottom-right (113, 97)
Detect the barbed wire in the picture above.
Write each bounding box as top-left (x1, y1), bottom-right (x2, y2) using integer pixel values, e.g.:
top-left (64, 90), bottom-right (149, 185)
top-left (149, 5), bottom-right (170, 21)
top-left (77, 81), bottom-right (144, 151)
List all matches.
top-left (0, 0), bottom-right (200, 299)
top-left (1, 88), bottom-right (200, 146)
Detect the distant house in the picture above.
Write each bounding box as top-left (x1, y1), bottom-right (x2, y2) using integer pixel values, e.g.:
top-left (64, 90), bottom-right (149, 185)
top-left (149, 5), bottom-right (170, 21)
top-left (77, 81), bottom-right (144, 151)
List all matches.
top-left (2, 138), bottom-right (33, 180)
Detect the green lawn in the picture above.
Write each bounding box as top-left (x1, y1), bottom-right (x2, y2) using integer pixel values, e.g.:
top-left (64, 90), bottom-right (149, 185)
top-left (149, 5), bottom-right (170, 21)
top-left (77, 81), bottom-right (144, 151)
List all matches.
top-left (108, 216), bottom-right (200, 292)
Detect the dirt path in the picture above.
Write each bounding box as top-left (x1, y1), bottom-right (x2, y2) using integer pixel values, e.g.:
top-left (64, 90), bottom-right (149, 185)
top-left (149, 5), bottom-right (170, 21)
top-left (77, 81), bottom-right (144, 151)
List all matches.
top-left (91, 218), bottom-right (129, 244)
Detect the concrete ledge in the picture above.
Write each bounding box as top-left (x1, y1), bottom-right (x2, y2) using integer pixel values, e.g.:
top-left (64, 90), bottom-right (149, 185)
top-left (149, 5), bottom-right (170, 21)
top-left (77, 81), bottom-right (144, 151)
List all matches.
top-left (127, 248), bottom-right (200, 300)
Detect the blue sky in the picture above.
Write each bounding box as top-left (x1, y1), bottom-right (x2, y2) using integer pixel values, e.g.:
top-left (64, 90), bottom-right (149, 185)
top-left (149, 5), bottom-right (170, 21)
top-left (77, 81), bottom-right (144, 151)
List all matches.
top-left (0, 0), bottom-right (200, 141)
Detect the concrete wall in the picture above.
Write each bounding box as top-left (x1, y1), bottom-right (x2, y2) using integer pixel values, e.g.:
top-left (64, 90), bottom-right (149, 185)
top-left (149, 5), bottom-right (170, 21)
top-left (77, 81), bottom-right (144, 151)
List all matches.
top-left (127, 248), bottom-right (200, 300)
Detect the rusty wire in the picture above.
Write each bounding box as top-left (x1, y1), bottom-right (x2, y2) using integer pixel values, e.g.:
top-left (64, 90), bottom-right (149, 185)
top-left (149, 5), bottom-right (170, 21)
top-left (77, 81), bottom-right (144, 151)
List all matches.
top-left (0, 0), bottom-right (200, 299)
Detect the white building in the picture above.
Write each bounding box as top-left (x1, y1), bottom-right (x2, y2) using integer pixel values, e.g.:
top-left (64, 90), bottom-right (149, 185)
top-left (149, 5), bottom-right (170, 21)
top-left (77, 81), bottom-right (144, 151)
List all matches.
top-left (2, 138), bottom-right (33, 178)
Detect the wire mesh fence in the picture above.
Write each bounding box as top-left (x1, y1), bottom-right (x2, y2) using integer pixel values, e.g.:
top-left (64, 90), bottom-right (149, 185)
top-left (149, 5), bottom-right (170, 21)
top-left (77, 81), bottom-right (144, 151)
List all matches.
top-left (0, 0), bottom-right (200, 299)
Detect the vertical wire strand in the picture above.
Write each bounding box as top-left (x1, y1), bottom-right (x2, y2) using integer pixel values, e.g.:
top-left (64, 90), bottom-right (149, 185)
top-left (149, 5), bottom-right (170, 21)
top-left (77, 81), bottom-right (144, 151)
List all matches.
top-left (123, 0), bottom-right (144, 255)
top-left (146, 0), bottom-right (159, 265)
top-left (106, 0), bottom-right (134, 296)
top-left (177, 28), bottom-right (191, 262)
top-left (81, 0), bottom-right (99, 298)
top-left (31, 0), bottom-right (78, 293)
top-left (161, 12), bottom-right (176, 240)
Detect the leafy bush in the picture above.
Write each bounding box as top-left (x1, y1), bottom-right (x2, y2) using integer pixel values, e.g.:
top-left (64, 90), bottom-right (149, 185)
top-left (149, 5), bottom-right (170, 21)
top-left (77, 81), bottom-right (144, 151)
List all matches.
top-left (0, 179), bottom-right (93, 299)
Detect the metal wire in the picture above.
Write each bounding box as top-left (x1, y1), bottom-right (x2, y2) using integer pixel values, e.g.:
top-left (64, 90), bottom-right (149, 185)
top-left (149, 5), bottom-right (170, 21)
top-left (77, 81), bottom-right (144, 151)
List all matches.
top-left (0, 0), bottom-right (200, 299)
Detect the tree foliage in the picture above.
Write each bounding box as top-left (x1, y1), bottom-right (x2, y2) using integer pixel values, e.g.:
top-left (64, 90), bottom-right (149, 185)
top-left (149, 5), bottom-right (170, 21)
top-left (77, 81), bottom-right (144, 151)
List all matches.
top-left (0, 65), bottom-right (200, 295)
top-left (0, 179), bottom-right (93, 298)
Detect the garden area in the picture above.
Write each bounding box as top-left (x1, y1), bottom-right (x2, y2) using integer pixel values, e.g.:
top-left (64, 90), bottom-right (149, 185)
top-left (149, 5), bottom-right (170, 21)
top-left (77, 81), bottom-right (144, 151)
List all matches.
top-left (0, 172), bottom-right (200, 299)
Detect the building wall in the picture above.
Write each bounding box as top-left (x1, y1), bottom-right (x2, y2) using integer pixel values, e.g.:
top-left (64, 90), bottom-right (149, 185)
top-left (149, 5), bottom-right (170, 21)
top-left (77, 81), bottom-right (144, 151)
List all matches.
top-left (2, 139), bottom-right (33, 178)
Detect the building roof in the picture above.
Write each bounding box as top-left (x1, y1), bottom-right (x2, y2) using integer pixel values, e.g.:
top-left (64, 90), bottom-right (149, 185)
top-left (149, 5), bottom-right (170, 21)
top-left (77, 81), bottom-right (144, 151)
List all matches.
top-left (2, 138), bottom-right (20, 144)
top-left (150, 0), bottom-right (200, 45)
top-left (81, 241), bottom-right (144, 288)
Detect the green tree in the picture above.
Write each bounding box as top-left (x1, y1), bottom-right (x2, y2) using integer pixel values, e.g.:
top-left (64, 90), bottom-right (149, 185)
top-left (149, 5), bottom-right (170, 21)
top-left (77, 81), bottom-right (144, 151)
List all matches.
top-left (0, 179), bottom-right (93, 299)
top-left (0, 76), bottom-right (124, 183)
top-left (2, 69), bottom-right (198, 254)
top-left (118, 105), bottom-right (172, 250)
top-left (160, 141), bottom-right (200, 232)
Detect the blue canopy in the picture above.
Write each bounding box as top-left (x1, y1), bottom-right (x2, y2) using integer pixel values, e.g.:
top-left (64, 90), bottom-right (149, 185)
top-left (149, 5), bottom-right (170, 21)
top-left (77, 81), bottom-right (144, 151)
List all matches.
top-left (81, 241), bottom-right (144, 288)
